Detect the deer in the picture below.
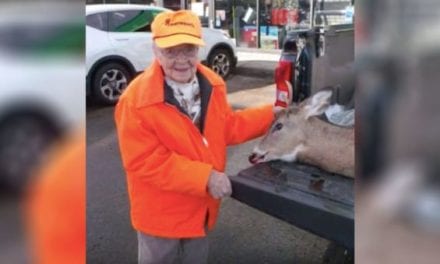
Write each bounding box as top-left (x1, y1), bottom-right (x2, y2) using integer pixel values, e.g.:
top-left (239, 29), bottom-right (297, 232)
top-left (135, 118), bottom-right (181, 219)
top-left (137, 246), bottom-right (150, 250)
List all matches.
top-left (249, 82), bottom-right (355, 178)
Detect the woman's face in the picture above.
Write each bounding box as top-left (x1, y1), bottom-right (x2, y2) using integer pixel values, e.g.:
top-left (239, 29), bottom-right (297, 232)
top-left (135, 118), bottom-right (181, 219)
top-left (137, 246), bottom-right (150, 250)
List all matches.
top-left (154, 43), bottom-right (199, 84)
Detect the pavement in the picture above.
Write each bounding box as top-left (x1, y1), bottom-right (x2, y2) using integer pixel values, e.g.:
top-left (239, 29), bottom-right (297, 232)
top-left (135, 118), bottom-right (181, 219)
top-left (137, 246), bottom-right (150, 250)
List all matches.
top-left (235, 49), bottom-right (280, 79)
top-left (227, 49), bottom-right (280, 108)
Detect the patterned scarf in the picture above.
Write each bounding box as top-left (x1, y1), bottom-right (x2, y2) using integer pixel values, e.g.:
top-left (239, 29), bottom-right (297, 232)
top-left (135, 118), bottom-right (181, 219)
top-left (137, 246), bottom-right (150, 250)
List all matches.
top-left (165, 77), bottom-right (201, 128)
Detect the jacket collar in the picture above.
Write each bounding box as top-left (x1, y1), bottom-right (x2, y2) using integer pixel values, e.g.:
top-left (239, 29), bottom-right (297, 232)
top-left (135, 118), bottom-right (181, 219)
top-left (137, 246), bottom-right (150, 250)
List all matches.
top-left (134, 59), bottom-right (223, 109)
top-left (163, 72), bottom-right (212, 134)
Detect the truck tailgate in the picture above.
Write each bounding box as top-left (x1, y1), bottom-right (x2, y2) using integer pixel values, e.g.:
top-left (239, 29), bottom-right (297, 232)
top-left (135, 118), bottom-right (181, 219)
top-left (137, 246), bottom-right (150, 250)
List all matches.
top-left (230, 161), bottom-right (354, 250)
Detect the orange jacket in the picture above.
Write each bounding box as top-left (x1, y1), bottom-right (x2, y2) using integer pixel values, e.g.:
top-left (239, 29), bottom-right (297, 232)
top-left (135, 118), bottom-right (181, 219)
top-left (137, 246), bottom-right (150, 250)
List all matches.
top-left (27, 130), bottom-right (85, 264)
top-left (115, 60), bottom-right (274, 238)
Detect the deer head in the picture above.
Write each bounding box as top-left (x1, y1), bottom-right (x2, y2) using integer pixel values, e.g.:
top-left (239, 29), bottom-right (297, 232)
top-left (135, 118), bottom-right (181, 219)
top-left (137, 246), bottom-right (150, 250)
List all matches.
top-left (249, 87), bottom-right (333, 164)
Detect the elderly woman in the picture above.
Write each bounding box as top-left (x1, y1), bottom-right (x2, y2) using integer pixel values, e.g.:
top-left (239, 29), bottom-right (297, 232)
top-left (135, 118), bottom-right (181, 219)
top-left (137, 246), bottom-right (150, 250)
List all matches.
top-left (115, 10), bottom-right (274, 264)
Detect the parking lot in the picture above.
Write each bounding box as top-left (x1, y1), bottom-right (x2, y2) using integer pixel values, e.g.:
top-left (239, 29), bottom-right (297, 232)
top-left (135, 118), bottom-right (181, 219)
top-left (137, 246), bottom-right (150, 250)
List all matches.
top-left (86, 52), bottom-right (330, 263)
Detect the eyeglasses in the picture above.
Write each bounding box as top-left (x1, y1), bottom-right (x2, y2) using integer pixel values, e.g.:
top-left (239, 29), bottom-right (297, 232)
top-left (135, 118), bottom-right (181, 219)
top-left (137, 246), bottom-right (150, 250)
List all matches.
top-left (159, 45), bottom-right (198, 58)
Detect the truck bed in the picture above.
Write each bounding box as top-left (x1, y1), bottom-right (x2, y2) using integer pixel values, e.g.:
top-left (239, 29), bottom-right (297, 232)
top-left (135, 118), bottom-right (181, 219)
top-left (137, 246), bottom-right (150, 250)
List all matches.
top-left (230, 161), bottom-right (354, 250)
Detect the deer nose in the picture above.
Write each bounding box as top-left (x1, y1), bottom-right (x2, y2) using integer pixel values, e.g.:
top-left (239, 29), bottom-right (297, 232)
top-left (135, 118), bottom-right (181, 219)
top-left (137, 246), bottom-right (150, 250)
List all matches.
top-left (249, 153), bottom-right (265, 164)
top-left (248, 153), bottom-right (257, 164)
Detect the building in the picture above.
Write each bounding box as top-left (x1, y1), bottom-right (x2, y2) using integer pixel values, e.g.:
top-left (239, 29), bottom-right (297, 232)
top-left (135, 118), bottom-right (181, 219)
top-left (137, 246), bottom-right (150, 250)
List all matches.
top-left (86, 0), bottom-right (353, 50)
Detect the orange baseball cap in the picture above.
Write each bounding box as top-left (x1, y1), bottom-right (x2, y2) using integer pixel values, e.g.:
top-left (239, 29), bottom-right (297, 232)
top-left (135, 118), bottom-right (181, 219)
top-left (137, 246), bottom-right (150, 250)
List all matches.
top-left (152, 10), bottom-right (205, 48)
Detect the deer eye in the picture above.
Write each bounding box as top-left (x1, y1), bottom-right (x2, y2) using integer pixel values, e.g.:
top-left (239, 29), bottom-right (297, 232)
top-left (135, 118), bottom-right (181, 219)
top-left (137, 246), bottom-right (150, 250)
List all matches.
top-left (272, 123), bottom-right (283, 132)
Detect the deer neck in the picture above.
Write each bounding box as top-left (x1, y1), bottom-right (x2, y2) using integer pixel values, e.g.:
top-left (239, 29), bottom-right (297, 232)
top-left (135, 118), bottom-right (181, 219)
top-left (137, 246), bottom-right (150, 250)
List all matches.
top-left (297, 116), bottom-right (354, 176)
top-left (301, 117), bottom-right (353, 140)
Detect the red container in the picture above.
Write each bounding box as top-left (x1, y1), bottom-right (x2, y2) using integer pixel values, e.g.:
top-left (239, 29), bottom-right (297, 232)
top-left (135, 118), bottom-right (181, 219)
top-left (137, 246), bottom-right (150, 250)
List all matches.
top-left (274, 60), bottom-right (294, 107)
top-left (271, 8), bottom-right (279, 25)
top-left (279, 8), bottom-right (288, 25)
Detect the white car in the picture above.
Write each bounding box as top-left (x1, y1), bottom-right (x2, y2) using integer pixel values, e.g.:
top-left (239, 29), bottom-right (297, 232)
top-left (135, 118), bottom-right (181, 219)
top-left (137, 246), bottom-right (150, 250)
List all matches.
top-left (86, 4), bottom-right (237, 104)
top-left (0, 3), bottom-right (84, 191)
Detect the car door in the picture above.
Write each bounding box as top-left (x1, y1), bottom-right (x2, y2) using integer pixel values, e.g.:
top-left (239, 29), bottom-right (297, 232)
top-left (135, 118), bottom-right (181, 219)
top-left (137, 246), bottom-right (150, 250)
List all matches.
top-left (107, 8), bottom-right (163, 71)
top-left (86, 11), bottom-right (110, 74)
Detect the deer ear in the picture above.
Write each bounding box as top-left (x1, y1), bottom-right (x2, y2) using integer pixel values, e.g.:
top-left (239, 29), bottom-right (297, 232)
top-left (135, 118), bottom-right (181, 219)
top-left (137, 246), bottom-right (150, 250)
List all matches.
top-left (304, 90), bottom-right (332, 119)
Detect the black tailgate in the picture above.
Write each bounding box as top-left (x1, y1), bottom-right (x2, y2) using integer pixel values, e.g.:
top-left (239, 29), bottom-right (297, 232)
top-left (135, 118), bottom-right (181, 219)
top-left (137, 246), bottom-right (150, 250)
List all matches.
top-left (229, 161), bottom-right (354, 250)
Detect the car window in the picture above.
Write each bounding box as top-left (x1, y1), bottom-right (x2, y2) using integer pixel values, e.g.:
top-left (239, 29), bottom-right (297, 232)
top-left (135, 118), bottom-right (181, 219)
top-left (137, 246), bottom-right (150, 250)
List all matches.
top-left (108, 9), bottom-right (162, 33)
top-left (86, 12), bottom-right (108, 31)
top-left (0, 22), bottom-right (84, 57)
top-left (314, 0), bottom-right (354, 27)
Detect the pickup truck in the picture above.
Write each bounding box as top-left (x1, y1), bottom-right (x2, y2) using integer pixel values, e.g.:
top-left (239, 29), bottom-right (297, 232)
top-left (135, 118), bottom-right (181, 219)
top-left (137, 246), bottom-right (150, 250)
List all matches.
top-left (230, 1), bottom-right (354, 262)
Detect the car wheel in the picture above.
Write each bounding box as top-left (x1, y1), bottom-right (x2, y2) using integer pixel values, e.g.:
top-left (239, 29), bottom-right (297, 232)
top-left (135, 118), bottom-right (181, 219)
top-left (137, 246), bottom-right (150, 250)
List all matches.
top-left (92, 62), bottom-right (132, 105)
top-left (208, 48), bottom-right (233, 79)
top-left (0, 115), bottom-right (59, 192)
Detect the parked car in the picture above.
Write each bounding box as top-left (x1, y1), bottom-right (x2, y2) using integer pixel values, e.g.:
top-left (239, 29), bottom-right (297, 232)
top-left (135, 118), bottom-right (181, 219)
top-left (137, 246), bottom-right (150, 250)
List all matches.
top-left (86, 4), bottom-right (238, 105)
top-left (0, 3), bottom-right (84, 192)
